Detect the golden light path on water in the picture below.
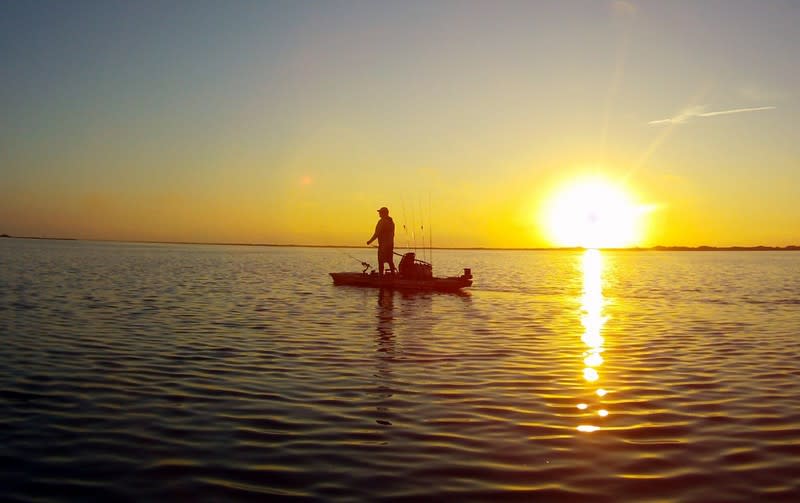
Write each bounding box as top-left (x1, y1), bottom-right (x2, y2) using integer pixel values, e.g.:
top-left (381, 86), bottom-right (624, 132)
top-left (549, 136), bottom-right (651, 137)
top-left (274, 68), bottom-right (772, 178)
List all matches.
top-left (577, 249), bottom-right (608, 433)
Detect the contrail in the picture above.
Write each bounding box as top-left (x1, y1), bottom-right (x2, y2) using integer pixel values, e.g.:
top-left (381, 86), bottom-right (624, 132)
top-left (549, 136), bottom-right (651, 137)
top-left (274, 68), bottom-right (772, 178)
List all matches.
top-left (697, 106), bottom-right (776, 117)
top-left (649, 105), bottom-right (775, 125)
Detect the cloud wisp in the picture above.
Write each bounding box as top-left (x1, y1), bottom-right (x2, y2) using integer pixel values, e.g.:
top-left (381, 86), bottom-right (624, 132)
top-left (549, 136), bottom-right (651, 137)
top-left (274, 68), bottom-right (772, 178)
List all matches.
top-left (649, 105), bottom-right (776, 126)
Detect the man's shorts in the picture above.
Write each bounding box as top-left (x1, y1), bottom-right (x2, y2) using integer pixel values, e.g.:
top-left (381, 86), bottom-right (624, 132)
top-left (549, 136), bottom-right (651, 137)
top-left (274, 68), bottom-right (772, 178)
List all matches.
top-left (378, 245), bottom-right (393, 262)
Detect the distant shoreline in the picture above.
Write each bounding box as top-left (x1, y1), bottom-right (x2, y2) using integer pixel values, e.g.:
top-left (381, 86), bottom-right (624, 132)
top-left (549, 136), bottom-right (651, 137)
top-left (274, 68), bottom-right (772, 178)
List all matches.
top-left (2, 234), bottom-right (799, 251)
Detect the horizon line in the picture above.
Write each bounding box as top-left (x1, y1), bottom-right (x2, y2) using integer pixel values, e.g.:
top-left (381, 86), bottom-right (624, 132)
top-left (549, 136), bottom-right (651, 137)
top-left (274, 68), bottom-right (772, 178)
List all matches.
top-left (2, 234), bottom-right (799, 251)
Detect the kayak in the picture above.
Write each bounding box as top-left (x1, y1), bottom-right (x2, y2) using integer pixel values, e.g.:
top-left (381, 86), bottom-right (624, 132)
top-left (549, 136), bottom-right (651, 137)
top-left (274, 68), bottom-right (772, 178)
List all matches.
top-left (330, 252), bottom-right (473, 292)
top-left (329, 271), bottom-right (472, 292)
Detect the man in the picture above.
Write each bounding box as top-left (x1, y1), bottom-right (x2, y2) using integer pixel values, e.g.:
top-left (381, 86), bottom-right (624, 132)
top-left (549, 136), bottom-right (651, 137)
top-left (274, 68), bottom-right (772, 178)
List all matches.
top-left (367, 206), bottom-right (397, 275)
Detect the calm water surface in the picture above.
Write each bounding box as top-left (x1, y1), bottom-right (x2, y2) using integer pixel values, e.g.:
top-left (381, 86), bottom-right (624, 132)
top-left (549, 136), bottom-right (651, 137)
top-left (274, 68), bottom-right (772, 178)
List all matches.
top-left (1, 239), bottom-right (799, 501)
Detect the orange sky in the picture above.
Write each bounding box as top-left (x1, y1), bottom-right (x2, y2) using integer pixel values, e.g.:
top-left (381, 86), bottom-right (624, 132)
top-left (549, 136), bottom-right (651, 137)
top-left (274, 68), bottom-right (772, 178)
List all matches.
top-left (2, 2), bottom-right (799, 248)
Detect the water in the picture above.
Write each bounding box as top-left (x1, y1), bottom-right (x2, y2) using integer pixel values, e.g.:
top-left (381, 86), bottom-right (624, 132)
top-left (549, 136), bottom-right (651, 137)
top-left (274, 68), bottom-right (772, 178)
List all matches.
top-left (1, 239), bottom-right (799, 501)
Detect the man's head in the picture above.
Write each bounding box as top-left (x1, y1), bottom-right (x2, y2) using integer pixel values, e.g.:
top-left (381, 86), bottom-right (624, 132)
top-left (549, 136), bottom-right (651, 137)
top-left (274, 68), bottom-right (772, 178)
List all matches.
top-left (377, 207), bottom-right (389, 216)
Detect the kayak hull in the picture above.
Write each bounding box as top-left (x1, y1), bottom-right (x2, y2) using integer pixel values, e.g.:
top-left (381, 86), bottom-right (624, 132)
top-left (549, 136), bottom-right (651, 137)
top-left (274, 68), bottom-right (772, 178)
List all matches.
top-left (329, 272), bottom-right (472, 292)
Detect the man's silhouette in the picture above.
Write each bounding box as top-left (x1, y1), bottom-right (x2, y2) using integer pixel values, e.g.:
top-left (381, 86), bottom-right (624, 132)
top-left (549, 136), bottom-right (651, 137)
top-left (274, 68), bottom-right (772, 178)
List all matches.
top-left (367, 207), bottom-right (397, 275)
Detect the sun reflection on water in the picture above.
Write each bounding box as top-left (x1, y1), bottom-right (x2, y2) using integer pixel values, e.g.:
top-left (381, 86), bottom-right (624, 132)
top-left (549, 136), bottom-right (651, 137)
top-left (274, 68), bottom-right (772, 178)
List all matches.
top-left (577, 249), bottom-right (608, 433)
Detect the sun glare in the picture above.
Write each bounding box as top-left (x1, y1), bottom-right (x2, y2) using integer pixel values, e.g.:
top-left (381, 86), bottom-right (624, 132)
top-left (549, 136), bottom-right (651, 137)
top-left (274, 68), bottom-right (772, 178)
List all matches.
top-left (542, 177), bottom-right (647, 248)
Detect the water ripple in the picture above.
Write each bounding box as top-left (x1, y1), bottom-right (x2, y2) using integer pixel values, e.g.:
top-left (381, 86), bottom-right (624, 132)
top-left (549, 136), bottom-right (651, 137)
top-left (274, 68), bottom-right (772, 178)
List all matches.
top-left (1, 242), bottom-right (799, 500)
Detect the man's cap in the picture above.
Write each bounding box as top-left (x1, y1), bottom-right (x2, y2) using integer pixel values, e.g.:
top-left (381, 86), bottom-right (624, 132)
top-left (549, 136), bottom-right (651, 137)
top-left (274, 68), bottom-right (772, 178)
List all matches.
top-left (377, 207), bottom-right (389, 213)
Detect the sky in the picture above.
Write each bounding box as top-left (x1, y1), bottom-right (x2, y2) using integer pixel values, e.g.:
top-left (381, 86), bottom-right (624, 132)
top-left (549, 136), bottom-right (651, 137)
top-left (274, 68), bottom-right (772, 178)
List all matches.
top-left (2, 0), bottom-right (798, 248)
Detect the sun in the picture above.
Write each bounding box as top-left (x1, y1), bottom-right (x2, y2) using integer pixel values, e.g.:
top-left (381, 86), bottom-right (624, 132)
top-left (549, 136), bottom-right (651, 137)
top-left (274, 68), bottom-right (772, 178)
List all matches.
top-left (541, 177), bottom-right (648, 248)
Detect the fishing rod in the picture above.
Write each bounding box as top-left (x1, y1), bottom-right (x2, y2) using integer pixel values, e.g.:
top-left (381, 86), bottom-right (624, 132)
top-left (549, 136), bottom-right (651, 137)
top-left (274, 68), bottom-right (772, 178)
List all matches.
top-left (428, 192), bottom-right (433, 266)
top-left (342, 251), bottom-right (373, 273)
top-left (401, 198), bottom-right (411, 250)
top-left (412, 197), bottom-right (434, 264)
top-left (393, 250), bottom-right (431, 266)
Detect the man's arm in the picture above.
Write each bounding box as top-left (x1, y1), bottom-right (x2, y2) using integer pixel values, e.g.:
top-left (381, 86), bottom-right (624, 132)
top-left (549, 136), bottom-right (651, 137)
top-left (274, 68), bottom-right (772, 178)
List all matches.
top-left (367, 221), bottom-right (381, 245)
